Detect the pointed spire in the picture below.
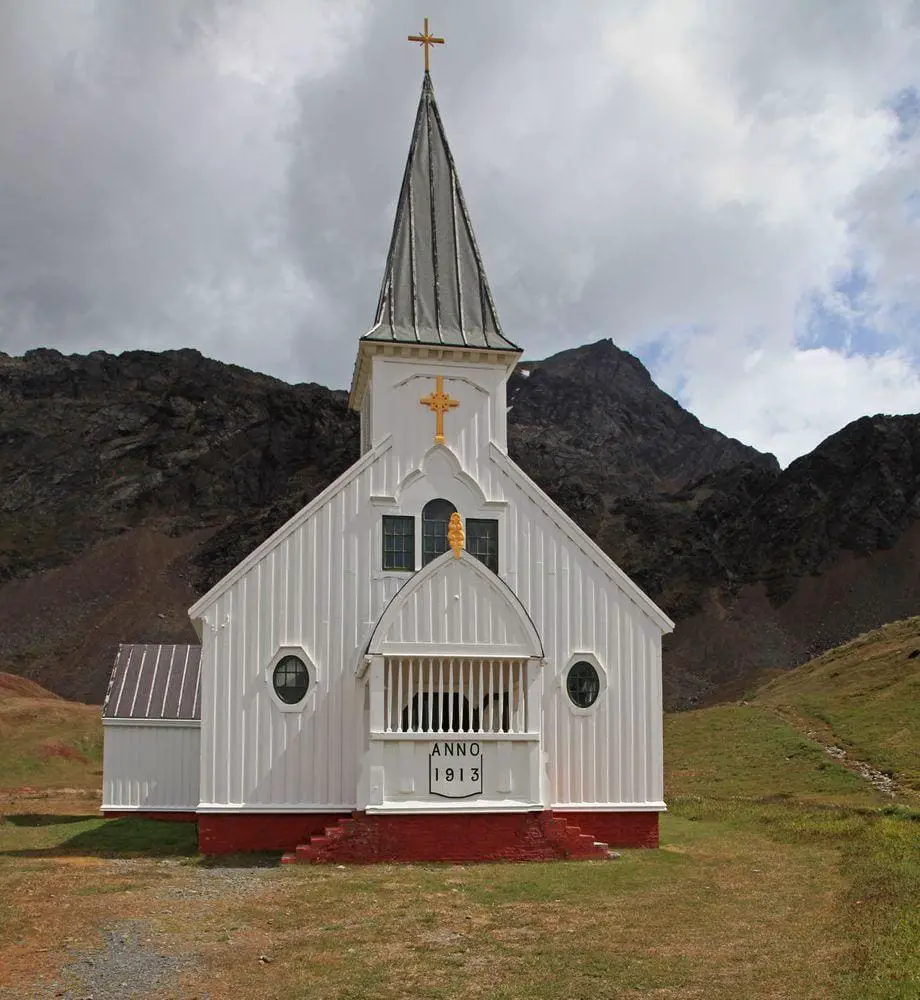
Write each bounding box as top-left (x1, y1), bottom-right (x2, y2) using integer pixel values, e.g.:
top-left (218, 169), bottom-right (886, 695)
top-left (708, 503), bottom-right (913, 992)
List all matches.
top-left (365, 74), bottom-right (519, 352)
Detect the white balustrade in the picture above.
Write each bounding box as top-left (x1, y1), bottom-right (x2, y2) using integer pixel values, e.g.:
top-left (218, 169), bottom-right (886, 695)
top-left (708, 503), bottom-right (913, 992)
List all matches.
top-left (374, 657), bottom-right (529, 735)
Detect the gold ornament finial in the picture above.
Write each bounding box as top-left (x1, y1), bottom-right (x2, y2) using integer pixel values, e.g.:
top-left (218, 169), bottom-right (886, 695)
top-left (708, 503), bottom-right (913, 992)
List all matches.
top-left (419, 375), bottom-right (459, 445)
top-left (408, 17), bottom-right (444, 73)
top-left (448, 512), bottom-right (464, 558)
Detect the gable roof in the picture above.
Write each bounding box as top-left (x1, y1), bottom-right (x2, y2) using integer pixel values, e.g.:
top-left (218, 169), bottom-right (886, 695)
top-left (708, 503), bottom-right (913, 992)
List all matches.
top-left (366, 73), bottom-right (519, 352)
top-left (102, 644), bottom-right (201, 722)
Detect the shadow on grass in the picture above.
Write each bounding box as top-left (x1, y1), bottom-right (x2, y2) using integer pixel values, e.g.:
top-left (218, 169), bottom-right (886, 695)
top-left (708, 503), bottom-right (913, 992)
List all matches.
top-left (4, 813), bottom-right (97, 827)
top-left (0, 815), bottom-right (199, 858)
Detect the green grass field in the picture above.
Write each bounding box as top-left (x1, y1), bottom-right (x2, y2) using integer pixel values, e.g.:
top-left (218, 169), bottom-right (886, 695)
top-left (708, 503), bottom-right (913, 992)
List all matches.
top-left (0, 619), bottom-right (917, 999)
top-left (0, 673), bottom-right (102, 789)
top-left (756, 616), bottom-right (920, 794)
top-left (666, 702), bottom-right (874, 803)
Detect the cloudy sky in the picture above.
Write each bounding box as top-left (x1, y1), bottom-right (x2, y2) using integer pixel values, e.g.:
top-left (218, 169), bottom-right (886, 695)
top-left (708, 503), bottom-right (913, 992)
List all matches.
top-left (2, 1), bottom-right (920, 465)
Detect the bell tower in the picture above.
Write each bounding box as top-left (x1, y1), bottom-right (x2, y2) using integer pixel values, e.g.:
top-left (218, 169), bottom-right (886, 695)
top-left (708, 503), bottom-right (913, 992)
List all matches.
top-left (348, 59), bottom-right (521, 460)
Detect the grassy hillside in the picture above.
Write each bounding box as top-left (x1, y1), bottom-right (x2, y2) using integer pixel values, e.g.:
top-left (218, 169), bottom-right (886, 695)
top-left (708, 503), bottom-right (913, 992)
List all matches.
top-left (661, 619), bottom-right (919, 999)
top-left (755, 616), bottom-right (920, 795)
top-left (665, 615), bottom-right (919, 805)
top-left (0, 672), bottom-right (101, 792)
top-left (665, 703), bottom-right (881, 804)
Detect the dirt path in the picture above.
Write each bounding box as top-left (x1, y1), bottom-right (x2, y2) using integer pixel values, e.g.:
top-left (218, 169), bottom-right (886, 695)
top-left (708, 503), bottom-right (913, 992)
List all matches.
top-left (5, 856), bottom-right (280, 999)
top-left (764, 704), bottom-right (899, 798)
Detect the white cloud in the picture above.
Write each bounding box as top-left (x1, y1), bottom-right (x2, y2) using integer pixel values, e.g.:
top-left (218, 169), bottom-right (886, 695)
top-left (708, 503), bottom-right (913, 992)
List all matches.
top-left (661, 341), bottom-right (920, 466)
top-left (0, 0), bottom-right (919, 464)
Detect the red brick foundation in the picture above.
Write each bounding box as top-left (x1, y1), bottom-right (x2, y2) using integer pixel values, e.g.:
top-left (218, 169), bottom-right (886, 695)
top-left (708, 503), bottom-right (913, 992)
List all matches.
top-left (551, 810), bottom-right (659, 848)
top-left (197, 812), bottom-right (351, 855)
top-left (197, 809), bottom-right (659, 859)
top-left (102, 811), bottom-right (198, 823)
top-left (283, 811), bottom-right (612, 864)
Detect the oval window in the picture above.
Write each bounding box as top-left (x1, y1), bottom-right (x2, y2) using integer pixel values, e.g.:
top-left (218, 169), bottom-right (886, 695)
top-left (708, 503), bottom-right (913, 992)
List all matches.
top-left (272, 655), bottom-right (310, 705)
top-left (566, 661), bottom-right (600, 708)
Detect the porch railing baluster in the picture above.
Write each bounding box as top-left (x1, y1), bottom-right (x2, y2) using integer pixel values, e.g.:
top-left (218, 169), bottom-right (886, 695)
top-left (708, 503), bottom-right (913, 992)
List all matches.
top-left (396, 657), bottom-right (404, 734)
top-left (382, 659), bottom-right (389, 733)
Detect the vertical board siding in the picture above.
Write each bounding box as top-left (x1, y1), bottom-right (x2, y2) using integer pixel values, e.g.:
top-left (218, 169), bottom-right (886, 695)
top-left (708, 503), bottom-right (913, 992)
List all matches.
top-left (103, 725), bottom-right (200, 810)
top-left (198, 356), bottom-right (664, 811)
top-left (200, 449), bottom-right (396, 809)
top-left (499, 464), bottom-right (665, 808)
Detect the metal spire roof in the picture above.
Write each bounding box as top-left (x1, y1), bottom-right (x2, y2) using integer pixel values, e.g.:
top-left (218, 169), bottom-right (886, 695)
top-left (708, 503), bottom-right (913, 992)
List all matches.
top-left (365, 73), bottom-right (520, 352)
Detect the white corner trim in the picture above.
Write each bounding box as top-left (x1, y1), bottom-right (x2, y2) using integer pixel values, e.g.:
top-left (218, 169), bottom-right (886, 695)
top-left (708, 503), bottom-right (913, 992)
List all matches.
top-left (189, 435), bottom-right (393, 616)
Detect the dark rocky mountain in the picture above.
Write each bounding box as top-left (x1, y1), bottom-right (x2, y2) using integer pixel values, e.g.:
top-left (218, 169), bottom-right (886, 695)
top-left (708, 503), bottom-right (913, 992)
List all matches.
top-left (0, 347), bottom-right (357, 582)
top-left (507, 339), bottom-right (777, 495)
top-left (1, 340), bottom-right (918, 708)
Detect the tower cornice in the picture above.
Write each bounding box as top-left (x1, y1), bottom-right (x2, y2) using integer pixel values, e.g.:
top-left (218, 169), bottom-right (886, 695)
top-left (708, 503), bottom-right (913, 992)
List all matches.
top-left (348, 338), bottom-right (521, 412)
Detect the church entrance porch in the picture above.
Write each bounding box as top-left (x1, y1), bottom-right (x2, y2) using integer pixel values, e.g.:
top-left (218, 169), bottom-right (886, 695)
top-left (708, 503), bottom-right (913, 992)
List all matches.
top-left (359, 655), bottom-right (544, 812)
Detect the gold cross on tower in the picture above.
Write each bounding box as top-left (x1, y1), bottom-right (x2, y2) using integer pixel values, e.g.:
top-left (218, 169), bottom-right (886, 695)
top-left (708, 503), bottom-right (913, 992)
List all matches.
top-left (408, 17), bottom-right (444, 73)
top-left (419, 375), bottom-right (459, 445)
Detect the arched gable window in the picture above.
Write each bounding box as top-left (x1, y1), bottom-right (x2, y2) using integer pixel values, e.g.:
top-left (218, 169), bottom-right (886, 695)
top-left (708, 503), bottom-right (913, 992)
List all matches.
top-left (422, 498), bottom-right (457, 566)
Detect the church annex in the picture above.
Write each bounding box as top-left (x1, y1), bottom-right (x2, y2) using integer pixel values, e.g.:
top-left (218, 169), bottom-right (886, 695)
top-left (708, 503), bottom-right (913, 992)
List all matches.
top-left (101, 53), bottom-right (675, 861)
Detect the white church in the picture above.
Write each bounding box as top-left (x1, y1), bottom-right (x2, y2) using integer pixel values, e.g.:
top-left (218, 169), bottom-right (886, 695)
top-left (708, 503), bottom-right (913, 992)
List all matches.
top-left (102, 50), bottom-right (674, 861)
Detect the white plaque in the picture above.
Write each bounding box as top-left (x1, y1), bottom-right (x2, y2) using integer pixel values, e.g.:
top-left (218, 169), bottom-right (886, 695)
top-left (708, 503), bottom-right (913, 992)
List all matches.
top-left (428, 741), bottom-right (483, 798)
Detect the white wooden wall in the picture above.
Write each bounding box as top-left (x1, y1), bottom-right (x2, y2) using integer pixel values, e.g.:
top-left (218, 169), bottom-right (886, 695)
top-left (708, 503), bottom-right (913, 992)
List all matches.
top-left (102, 723), bottom-right (200, 811)
top-left (491, 446), bottom-right (666, 809)
top-left (192, 351), bottom-right (668, 814)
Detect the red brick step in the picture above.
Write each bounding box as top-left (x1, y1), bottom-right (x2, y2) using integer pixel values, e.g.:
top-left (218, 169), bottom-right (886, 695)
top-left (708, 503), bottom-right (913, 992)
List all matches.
top-left (280, 811), bottom-right (609, 865)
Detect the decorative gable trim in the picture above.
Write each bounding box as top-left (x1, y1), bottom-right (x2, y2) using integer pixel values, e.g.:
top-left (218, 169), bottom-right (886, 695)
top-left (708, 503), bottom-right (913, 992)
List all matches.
top-left (488, 444), bottom-right (675, 634)
top-left (188, 435), bottom-right (394, 619)
top-left (363, 549), bottom-right (544, 662)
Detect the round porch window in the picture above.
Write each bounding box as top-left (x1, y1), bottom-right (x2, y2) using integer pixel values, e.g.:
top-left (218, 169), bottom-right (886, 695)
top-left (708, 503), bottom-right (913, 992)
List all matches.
top-left (272, 655), bottom-right (310, 705)
top-left (566, 661), bottom-right (600, 708)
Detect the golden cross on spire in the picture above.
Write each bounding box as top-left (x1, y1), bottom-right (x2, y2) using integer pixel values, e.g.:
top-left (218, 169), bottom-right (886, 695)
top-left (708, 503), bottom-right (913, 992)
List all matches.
top-left (420, 375), bottom-right (459, 445)
top-left (408, 17), bottom-right (444, 73)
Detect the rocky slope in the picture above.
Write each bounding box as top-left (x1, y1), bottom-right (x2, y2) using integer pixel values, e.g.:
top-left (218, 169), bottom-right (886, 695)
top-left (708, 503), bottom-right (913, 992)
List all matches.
top-left (0, 341), bottom-right (917, 707)
top-left (507, 338), bottom-right (776, 495)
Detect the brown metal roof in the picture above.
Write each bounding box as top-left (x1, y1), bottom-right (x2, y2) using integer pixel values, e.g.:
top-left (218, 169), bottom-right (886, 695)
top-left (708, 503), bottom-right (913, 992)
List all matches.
top-left (102, 644), bottom-right (201, 721)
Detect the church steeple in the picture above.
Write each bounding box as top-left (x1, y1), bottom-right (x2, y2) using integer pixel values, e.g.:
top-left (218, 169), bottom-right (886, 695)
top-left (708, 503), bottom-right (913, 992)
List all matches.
top-left (364, 73), bottom-right (520, 352)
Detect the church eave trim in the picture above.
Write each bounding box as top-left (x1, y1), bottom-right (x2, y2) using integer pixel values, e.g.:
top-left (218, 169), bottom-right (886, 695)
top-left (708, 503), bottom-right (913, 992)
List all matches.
top-left (488, 444), bottom-right (676, 634)
top-left (188, 435), bottom-right (394, 618)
